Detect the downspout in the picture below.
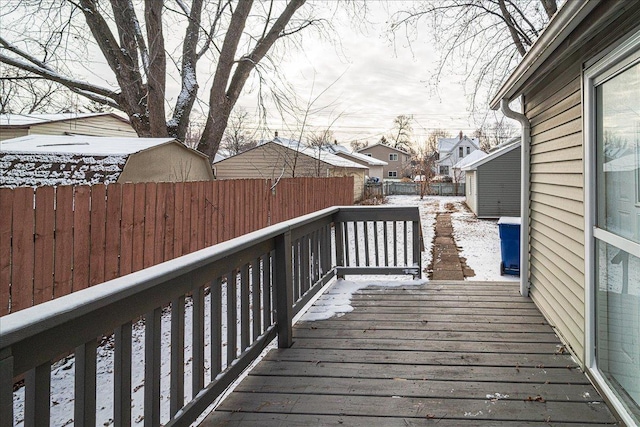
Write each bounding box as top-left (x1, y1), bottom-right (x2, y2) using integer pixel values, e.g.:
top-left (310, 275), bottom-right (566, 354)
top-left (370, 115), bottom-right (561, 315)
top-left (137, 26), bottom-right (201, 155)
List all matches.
top-left (500, 98), bottom-right (531, 297)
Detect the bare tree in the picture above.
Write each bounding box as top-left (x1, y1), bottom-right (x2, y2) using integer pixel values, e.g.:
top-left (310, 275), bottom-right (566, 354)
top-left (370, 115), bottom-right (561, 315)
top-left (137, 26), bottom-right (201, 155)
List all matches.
top-left (390, 0), bottom-right (557, 112)
top-left (307, 128), bottom-right (335, 150)
top-left (0, 73), bottom-right (73, 114)
top-left (474, 118), bottom-right (518, 151)
top-left (0, 0), bottom-right (319, 161)
top-left (425, 128), bottom-right (450, 156)
top-left (350, 140), bottom-right (368, 151)
top-left (221, 108), bottom-right (256, 155)
top-left (389, 114), bottom-right (413, 150)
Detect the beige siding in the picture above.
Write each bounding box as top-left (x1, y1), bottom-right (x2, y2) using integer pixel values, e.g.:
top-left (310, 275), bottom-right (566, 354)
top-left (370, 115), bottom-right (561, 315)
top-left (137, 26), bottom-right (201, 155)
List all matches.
top-left (465, 171), bottom-right (476, 214)
top-left (525, 51), bottom-right (585, 362)
top-left (28, 116), bottom-right (137, 137)
top-left (330, 168), bottom-right (365, 202)
top-left (118, 143), bottom-right (213, 183)
top-left (359, 145), bottom-right (411, 178)
top-left (0, 128), bottom-right (28, 141)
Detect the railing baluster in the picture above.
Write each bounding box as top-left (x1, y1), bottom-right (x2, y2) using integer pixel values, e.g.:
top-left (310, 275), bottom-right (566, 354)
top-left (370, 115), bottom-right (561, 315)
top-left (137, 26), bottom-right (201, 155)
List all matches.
top-left (413, 220), bottom-right (421, 273)
top-left (75, 339), bottom-right (97, 427)
top-left (343, 221), bottom-right (350, 266)
top-left (384, 221), bottom-right (389, 266)
top-left (144, 308), bottom-right (161, 427)
top-left (335, 221), bottom-right (345, 270)
top-left (393, 221), bottom-right (398, 266)
top-left (364, 221), bottom-right (370, 267)
top-left (226, 271), bottom-right (237, 365)
top-left (170, 296), bottom-right (185, 418)
top-left (25, 361), bottom-right (50, 427)
top-left (211, 278), bottom-right (222, 377)
top-left (0, 349), bottom-right (13, 427)
top-left (193, 286), bottom-right (205, 398)
top-left (240, 264), bottom-right (250, 351)
top-left (404, 221), bottom-right (408, 266)
top-left (302, 235), bottom-right (309, 293)
top-left (114, 322), bottom-right (132, 427)
top-left (354, 222), bottom-right (360, 266)
top-left (251, 258), bottom-right (261, 341)
top-left (292, 240), bottom-right (300, 302)
top-left (373, 221), bottom-right (379, 266)
top-left (262, 254), bottom-right (272, 332)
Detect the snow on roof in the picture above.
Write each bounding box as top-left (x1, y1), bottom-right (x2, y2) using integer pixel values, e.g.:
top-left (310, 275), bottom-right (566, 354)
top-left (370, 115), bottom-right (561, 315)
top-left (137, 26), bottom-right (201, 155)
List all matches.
top-left (462, 140), bottom-right (521, 171)
top-left (0, 135), bottom-right (175, 156)
top-left (294, 145), bottom-right (367, 169)
top-left (0, 112), bottom-right (128, 127)
top-left (0, 151), bottom-right (127, 188)
top-left (438, 136), bottom-right (480, 153)
top-left (325, 145), bottom-right (388, 166)
top-left (355, 142), bottom-right (411, 155)
top-left (453, 149), bottom-right (488, 169)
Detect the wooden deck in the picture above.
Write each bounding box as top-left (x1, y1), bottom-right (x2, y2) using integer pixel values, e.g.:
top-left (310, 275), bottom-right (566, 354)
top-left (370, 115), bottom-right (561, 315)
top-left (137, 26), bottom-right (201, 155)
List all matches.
top-left (201, 281), bottom-right (619, 426)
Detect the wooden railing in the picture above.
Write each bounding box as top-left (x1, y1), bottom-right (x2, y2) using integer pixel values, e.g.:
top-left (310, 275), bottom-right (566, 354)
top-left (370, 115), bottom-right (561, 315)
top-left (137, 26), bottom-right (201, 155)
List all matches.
top-left (0, 206), bottom-right (422, 427)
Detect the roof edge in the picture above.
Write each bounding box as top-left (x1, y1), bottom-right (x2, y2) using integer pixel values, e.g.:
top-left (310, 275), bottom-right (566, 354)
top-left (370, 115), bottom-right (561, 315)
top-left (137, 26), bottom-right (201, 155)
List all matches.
top-left (462, 140), bottom-right (521, 171)
top-left (489, 0), bottom-right (602, 109)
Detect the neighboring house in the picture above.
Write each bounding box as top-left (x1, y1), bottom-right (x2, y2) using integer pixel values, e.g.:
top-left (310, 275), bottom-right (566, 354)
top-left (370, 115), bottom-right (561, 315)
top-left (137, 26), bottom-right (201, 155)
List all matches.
top-left (0, 135), bottom-right (213, 187)
top-left (490, 1), bottom-right (640, 424)
top-left (325, 144), bottom-right (388, 181)
top-left (356, 143), bottom-right (411, 179)
top-left (213, 139), bottom-right (367, 202)
top-left (452, 148), bottom-right (487, 184)
top-left (462, 139), bottom-right (520, 218)
top-left (436, 132), bottom-right (480, 180)
top-left (0, 113), bottom-right (137, 141)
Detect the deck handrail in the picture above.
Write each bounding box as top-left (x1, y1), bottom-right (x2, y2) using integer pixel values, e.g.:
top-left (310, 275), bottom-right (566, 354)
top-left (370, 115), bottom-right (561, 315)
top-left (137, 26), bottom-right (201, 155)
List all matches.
top-left (0, 205), bottom-right (422, 427)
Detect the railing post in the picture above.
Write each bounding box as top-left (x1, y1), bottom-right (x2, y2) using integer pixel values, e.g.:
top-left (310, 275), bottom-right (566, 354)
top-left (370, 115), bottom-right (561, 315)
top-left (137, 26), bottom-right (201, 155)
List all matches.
top-left (335, 220), bottom-right (345, 278)
top-left (0, 349), bottom-right (13, 427)
top-left (274, 230), bottom-right (293, 348)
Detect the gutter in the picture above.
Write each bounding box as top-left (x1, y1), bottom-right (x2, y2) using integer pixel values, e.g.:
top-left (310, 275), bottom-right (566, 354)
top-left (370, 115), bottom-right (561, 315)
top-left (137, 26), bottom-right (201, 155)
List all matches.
top-left (500, 98), bottom-right (531, 297)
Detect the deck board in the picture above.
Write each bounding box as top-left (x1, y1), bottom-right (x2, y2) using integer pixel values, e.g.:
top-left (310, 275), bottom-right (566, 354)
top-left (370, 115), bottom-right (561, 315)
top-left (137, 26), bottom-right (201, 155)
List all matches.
top-left (201, 281), bottom-right (618, 426)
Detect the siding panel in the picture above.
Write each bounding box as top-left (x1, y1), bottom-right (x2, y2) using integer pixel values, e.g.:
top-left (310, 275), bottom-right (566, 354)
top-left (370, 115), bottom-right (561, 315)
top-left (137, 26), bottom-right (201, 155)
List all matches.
top-left (476, 147), bottom-right (521, 217)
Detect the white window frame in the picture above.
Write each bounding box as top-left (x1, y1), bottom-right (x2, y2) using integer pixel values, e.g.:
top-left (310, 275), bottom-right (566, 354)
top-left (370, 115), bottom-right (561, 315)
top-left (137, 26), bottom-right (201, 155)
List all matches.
top-left (387, 170), bottom-right (397, 178)
top-left (389, 153), bottom-right (398, 161)
top-left (584, 29), bottom-right (640, 427)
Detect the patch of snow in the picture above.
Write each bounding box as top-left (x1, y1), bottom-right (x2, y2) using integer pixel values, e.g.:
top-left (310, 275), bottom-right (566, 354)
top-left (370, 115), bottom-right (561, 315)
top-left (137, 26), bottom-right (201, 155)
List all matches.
top-left (486, 393), bottom-right (510, 400)
top-left (464, 410), bottom-right (483, 417)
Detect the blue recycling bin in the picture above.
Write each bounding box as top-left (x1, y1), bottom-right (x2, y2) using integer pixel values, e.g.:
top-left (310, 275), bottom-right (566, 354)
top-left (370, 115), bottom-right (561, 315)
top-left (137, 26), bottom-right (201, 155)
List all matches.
top-left (498, 217), bottom-right (520, 276)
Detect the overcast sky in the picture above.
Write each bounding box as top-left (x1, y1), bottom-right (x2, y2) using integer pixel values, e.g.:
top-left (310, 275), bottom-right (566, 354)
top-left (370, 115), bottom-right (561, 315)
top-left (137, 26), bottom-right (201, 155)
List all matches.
top-left (231, 2), bottom-right (485, 147)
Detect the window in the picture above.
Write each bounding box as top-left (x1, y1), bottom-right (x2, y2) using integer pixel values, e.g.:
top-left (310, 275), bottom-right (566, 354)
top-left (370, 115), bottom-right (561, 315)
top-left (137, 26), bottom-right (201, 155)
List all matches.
top-left (585, 33), bottom-right (640, 425)
top-left (388, 171), bottom-right (397, 177)
top-left (363, 153), bottom-right (372, 157)
top-left (467, 147), bottom-right (471, 155)
top-left (459, 147), bottom-right (464, 157)
top-left (439, 166), bottom-right (449, 175)
top-left (389, 153), bottom-right (398, 161)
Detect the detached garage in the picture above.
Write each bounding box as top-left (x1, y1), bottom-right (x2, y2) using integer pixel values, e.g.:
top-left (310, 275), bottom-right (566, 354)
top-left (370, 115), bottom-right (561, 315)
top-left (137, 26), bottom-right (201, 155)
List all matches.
top-left (463, 139), bottom-right (521, 218)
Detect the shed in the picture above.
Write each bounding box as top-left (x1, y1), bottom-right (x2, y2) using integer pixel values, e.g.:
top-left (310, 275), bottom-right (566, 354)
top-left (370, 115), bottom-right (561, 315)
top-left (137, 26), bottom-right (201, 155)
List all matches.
top-left (463, 140), bottom-right (521, 218)
top-left (213, 140), bottom-right (367, 202)
top-left (0, 113), bottom-right (137, 141)
top-left (0, 135), bottom-right (213, 187)
top-left (489, 1), bottom-right (640, 423)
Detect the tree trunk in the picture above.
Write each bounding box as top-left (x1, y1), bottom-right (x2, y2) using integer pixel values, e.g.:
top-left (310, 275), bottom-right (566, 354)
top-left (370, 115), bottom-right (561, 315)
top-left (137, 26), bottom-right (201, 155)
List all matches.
top-left (144, 0), bottom-right (168, 137)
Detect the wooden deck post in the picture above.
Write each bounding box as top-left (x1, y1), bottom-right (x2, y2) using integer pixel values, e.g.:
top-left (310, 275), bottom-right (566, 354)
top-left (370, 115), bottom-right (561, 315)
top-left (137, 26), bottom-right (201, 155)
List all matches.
top-left (274, 230), bottom-right (293, 348)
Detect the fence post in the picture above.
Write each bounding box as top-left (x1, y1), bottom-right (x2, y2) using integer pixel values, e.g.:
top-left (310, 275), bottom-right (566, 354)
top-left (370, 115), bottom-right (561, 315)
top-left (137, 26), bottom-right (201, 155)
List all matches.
top-left (274, 230), bottom-right (293, 348)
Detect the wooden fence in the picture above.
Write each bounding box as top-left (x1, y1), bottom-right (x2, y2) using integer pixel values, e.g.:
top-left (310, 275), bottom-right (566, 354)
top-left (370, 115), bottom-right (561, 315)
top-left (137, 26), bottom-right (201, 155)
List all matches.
top-left (0, 177), bottom-right (353, 315)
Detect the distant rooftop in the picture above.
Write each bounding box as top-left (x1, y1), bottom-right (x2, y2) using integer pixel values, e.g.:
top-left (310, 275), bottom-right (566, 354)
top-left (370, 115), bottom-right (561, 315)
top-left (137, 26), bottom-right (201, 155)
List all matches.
top-left (0, 112), bottom-right (129, 127)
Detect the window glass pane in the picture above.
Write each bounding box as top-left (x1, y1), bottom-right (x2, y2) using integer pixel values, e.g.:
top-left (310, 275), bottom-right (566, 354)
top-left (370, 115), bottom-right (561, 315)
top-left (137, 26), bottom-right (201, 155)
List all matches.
top-left (596, 61), bottom-right (640, 244)
top-left (596, 241), bottom-right (640, 423)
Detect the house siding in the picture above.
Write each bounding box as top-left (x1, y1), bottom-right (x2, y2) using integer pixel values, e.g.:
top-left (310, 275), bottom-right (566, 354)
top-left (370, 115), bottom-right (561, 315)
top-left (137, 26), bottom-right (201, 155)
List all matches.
top-left (118, 143), bottom-right (213, 183)
top-left (521, 2), bottom-right (640, 365)
top-left (0, 128), bottom-right (28, 141)
top-left (359, 145), bottom-right (411, 178)
top-left (214, 143), bottom-right (364, 202)
top-left (465, 170), bottom-right (476, 213)
top-left (476, 147), bottom-right (521, 218)
top-left (27, 116), bottom-right (137, 137)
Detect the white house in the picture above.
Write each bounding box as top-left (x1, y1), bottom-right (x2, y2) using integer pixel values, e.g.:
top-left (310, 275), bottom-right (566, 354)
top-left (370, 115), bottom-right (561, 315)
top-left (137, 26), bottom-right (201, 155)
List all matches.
top-left (436, 132), bottom-right (480, 180)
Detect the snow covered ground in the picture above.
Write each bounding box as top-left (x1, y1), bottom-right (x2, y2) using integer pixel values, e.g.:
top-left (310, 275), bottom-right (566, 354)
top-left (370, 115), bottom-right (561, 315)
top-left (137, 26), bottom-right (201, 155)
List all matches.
top-left (12, 194), bottom-right (514, 425)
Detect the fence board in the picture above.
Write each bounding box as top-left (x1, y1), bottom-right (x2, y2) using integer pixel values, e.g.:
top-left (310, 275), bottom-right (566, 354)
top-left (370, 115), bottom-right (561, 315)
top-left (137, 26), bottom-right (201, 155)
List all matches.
top-left (53, 186), bottom-right (73, 298)
top-left (34, 186), bottom-right (55, 305)
top-left (89, 185), bottom-right (107, 287)
top-left (143, 183), bottom-right (157, 269)
top-left (132, 183), bottom-right (146, 273)
top-left (120, 184), bottom-right (135, 276)
top-left (2, 177), bottom-right (353, 313)
top-left (105, 185), bottom-right (122, 282)
top-left (73, 186), bottom-right (91, 292)
top-left (0, 188), bottom-right (13, 315)
top-left (174, 182), bottom-right (184, 258)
